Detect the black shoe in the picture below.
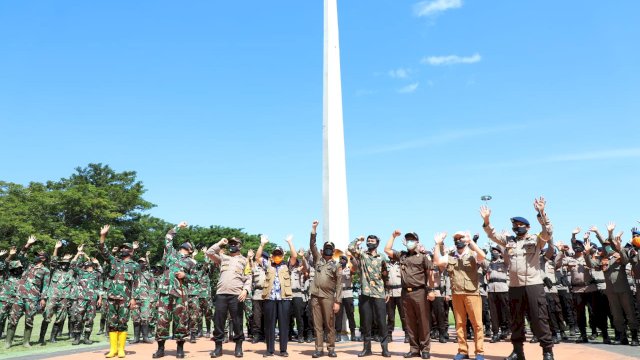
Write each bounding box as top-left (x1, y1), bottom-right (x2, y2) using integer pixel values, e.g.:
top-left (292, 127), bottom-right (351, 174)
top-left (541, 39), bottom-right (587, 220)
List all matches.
top-left (305, 336), bottom-right (313, 343)
top-left (575, 336), bottom-right (589, 344)
top-left (358, 341), bottom-right (372, 357)
top-left (631, 330), bottom-right (640, 346)
top-left (312, 351), bottom-right (324, 358)
top-left (420, 352), bottom-right (430, 359)
top-left (403, 352), bottom-right (419, 358)
top-left (234, 341), bottom-right (243, 358)
top-left (504, 352), bottom-right (525, 360)
top-left (328, 350), bottom-right (337, 358)
top-left (404, 335), bottom-right (410, 344)
top-left (351, 332), bottom-right (357, 342)
top-left (176, 340), bottom-right (185, 359)
top-left (569, 328), bottom-right (576, 337)
top-left (263, 353), bottom-right (274, 358)
top-left (543, 349), bottom-right (554, 360)
top-left (71, 333), bottom-right (81, 346)
top-left (82, 332), bottom-right (93, 345)
top-left (152, 340), bottom-right (166, 358)
top-left (142, 324), bottom-right (154, 344)
top-left (131, 323), bottom-right (141, 344)
top-left (251, 337), bottom-right (261, 344)
top-left (280, 352), bottom-right (289, 357)
top-left (49, 324), bottom-right (59, 343)
top-left (602, 336), bottom-right (612, 344)
top-left (381, 343), bottom-right (391, 358)
top-left (467, 332), bottom-right (474, 340)
top-left (297, 335), bottom-right (304, 343)
top-left (529, 336), bottom-right (538, 343)
top-left (210, 341), bottom-right (223, 358)
top-left (561, 331), bottom-right (568, 341)
top-left (588, 332), bottom-right (598, 341)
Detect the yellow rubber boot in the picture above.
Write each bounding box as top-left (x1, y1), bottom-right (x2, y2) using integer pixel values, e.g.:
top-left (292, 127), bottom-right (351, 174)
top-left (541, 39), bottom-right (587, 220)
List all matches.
top-left (105, 332), bottom-right (118, 358)
top-left (117, 331), bottom-right (127, 358)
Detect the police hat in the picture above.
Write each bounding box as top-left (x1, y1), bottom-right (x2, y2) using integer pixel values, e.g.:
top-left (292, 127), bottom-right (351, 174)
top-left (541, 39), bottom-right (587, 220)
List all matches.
top-left (323, 242), bottom-right (335, 250)
top-left (491, 246), bottom-right (502, 253)
top-left (262, 251), bottom-right (270, 259)
top-left (510, 217), bottom-right (530, 226)
top-left (632, 229), bottom-right (640, 236)
top-left (404, 232), bottom-right (419, 241)
top-left (9, 260), bottom-right (23, 269)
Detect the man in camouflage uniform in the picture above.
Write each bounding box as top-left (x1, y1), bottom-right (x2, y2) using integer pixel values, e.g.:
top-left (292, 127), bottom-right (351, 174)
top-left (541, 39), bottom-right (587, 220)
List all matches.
top-left (99, 225), bottom-right (141, 358)
top-left (5, 236), bottom-right (50, 349)
top-left (149, 262), bottom-right (164, 336)
top-left (152, 221), bottom-right (196, 359)
top-left (196, 248), bottom-right (214, 338)
top-left (70, 247), bottom-right (103, 345)
top-left (131, 252), bottom-right (155, 344)
top-left (187, 249), bottom-right (201, 343)
top-left (0, 247), bottom-right (25, 339)
top-left (40, 241), bottom-right (75, 345)
top-left (97, 247), bottom-right (117, 336)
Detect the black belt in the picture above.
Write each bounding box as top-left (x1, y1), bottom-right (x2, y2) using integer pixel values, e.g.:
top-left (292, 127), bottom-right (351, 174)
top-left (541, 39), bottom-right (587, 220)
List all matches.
top-left (292, 289), bottom-right (302, 293)
top-left (385, 285), bottom-right (402, 290)
top-left (402, 286), bottom-right (425, 293)
top-left (343, 287), bottom-right (353, 290)
top-left (254, 286), bottom-right (263, 290)
top-left (571, 283), bottom-right (585, 287)
top-left (592, 279), bottom-right (605, 284)
top-left (489, 279), bottom-right (507, 283)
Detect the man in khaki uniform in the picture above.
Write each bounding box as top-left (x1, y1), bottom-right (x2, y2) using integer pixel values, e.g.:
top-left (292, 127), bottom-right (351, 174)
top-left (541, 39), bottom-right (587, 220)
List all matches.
top-left (433, 231), bottom-right (487, 360)
top-left (309, 220), bottom-right (342, 358)
top-left (385, 257), bottom-right (407, 343)
top-left (487, 246), bottom-right (510, 343)
top-left (480, 197), bottom-right (555, 360)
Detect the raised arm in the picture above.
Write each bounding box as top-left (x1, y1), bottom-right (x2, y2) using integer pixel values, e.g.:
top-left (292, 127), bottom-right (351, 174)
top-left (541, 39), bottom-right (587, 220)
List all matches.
top-left (348, 237), bottom-right (364, 258)
top-left (534, 197), bottom-right (552, 243)
top-left (255, 235), bottom-right (269, 264)
top-left (480, 206), bottom-right (507, 246)
top-left (384, 230), bottom-right (402, 258)
top-left (466, 231), bottom-right (486, 262)
top-left (206, 238), bottom-right (228, 265)
top-left (310, 220), bottom-right (320, 262)
top-left (99, 225), bottom-right (115, 263)
top-left (433, 232), bottom-right (448, 267)
top-left (286, 235), bottom-right (297, 267)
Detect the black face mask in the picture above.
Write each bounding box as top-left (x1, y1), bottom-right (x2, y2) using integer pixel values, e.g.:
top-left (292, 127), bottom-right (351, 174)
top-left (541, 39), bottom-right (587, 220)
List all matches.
top-left (10, 269), bottom-right (23, 277)
top-left (366, 243), bottom-right (377, 251)
top-left (59, 264), bottom-right (70, 271)
top-left (229, 245), bottom-right (240, 254)
top-left (33, 256), bottom-right (45, 264)
top-left (491, 252), bottom-right (500, 260)
top-left (323, 248), bottom-right (334, 257)
top-left (340, 260), bottom-right (347, 268)
top-left (454, 240), bottom-right (466, 249)
top-left (573, 247), bottom-right (584, 253)
top-left (512, 227), bottom-right (528, 236)
top-left (119, 251), bottom-right (131, 259)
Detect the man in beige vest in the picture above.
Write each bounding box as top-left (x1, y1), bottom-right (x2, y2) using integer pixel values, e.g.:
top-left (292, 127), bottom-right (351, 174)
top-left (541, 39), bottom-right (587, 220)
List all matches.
top-left (433, 231), bottom-right (486, 360)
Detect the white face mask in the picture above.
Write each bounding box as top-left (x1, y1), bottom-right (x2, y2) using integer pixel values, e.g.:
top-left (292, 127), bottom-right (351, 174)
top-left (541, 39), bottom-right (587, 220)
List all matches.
top-left (406, 240), bottom-right (417, 250)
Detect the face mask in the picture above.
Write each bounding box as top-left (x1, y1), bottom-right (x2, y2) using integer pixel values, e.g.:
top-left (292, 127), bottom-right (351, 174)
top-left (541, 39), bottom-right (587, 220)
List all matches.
top-left (10, 269), bottom-right (23, 277)
top-left (272, 255), bottom-right (284, 265)
top-left (34, 256), bottom-right (44, 263)
top-left (573, 246), bottom-right (584, 253)
top-left (512, 227), bottom-right (528, 236)
top-left (119, 251), bottom-right (131, 259)
top-left (455, 240), bottom-right (466, 249)
top-left (323, 248), bottom-right (334, 257)
top-left (366, 242), bottom-right (377, 251)
top-left (604, 245), bottom-right (613, 254)
top-left (491, 251), bottom-right (500, 259)
top-left (140, 264), bottom-right (147, 271)
top-left (229, 245), bottom-right (240, 254)
top-left (340, 260), bottom-right (347, 268)
top-left (406, 240), bottom-right (417, 251)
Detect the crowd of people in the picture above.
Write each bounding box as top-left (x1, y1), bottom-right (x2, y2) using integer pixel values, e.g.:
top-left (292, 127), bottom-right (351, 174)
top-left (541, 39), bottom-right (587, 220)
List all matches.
top-left (1, 197), bottom-right (639, 360)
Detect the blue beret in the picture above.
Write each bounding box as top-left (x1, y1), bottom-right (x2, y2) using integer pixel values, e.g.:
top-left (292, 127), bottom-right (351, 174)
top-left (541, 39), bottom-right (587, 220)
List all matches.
top-left (510, 217), bottom-right (530, 226)
top-left (632, 230), bottom-right (640, 236)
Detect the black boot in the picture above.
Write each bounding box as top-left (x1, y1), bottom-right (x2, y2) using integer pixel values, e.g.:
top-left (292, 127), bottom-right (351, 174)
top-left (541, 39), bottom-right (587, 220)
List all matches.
top-left (97, 317), bottom-right (106, 335)
top-left (142, 323), bottom-right (153, 344)
top-left (404, 333), bottom-right (410, 343)
top-left (131, 322), bottom-right (141, 344)
top-left (71, 332), bottom-right (81, 345)
top-left (49, 323), bottom-right (59, 343)
top-left (611, 330), bottom-right (622, 345)
top-left (630, 330), bottom-right (639, 346)
top-left (152, 340), bottom-right (165, 358)
top-left (190, 331), bottom-right (197, 344)
top-left (529, 335), bottom-right (538, 343)
top-left (0, 318), bottom-right (5, 338)
top-left (210, 341), bottom-right (222, 358)
top-left (176, 340), bottom-right (185, 359)
top-left (543, 348), bottom-right (554, 360)
top-left (358, 340), bottom-right (372, 357)
top-left (490, 333), bottom-right (500, 343)
top-left (381, 342), bottom-right (391, 358)
top-left (82, 331), bottom-right (93, 345)
top-left (439, 330), bottom-right (447, 343)
top-left (504, 343), bottom-right (526, 360)
top-left (620, 331), bottom-right (629, 345)
top-left (234, 340), bottom-right (243, 358)
top-left (205, 321), bottom-right (211, 338)
top-left (38, 321), bottom-right (49, 346)
top-left (351, 331), bottom-right (357, 342)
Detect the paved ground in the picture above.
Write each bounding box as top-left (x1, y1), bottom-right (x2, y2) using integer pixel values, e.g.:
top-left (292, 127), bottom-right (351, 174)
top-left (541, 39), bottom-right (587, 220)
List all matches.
top-left (17, 331), bottom-right (637, 360)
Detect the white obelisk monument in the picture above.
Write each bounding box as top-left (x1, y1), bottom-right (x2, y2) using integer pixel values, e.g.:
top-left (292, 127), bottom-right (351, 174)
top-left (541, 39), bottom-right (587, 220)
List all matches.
top-left (323, 0), bottom-right (349, 250)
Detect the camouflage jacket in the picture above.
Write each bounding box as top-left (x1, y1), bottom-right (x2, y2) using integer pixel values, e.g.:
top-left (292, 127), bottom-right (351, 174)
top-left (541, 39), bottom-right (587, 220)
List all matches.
top-left (44, 256), bottom-right (75, 300)
top-left (0, 274), bottom-right (21, 301)
top-left (348, 239), bottom-right (387, 299)
top-left (196, 260), bottom-right (213, 299)
top-left (157, 228), bottom-right (197, 297)
top-left (133, 269), bottom-right (156, 300)
top-left (16, 261), bottom-right (51, 301)
top-left (100, 242), bottom-right (140, 301)
top-left (71, 260), bottom-right (103, 300)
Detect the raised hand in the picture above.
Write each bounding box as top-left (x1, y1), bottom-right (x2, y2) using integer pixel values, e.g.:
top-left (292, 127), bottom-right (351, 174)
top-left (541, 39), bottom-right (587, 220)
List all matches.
top-left (260, 235), bottom-right (269, 245)
top-left (589, 225), bottom-right (599, 233)
top-left (434, 232), bottom-right (447, 246)
top-left (132, 241), bottom-right (139, 250)
top-left (247, 249), bottom-right (255, 258)
top-left (572, 227), bottom-right (581, 235)
top-left (92, 257), bottom-right (100, 264)
top-left (285, 234), bottom-right (294, 243)
top-left (312, 220), bottom-right (319, 230)
top-left (146, 250), bottom-right (151, 257)
top-left (612, 232), bottom-right (623, 249)
top-left (583, 238), bottom-right (592, 253)
top-left (178, 221), bottom-right (188, 229)
top-left (480, 205), bottom-right (491, 223)
top-left (55, 240), bottom-right (63, 249)
top-left (392, 230), bottom-right (402, 238)
top-left (27, 235), bottom-right (37, 245)
top-left (219, 238), bottom-right (229, 246)
top-left (534, 196), bottom-right (546, 213)
top-left (78, 244), bottom-right (85, 253)
top-left (606, 222), bottom-right (616, 233)
top-left (9, 246), bottom-right (17, 255)
top-left (192, 248), bottom-right (199, 257)
top-left (63, 254), bottom-right (73, 261)
top-left (100, 225), bottom-right (110, 236)
top-left (582, 231), bottom-right (591, 241)
top-left (0, 250), bottom-right (7, 257)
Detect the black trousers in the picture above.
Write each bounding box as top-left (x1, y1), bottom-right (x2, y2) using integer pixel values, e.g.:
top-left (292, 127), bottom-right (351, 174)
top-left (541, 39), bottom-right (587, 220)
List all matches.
top-left (264, 300), bottom-right (291, 354)
top-left (430, 297), bottom-right (447, 333)
top-left (508, 284), bottom-right (553, 350)
top-left (213, 294), bottom-right (244, 342)
top-left (335, 297), bottom-right (356, 333)
top-left (488, 292), bottom-right (510, 333)
top-left (387, 296), bottom-right (406, 335)
top-left (291, 297), bottom-right (306, 337)
top-left (557, 290), bottom-right (576, 328)
top-left (545, 293), bottom-right (565, 334)
top-left (303, 300), bottom-right (314, 337)
top-left (360, 295), bottom-right (388, 344)
top-left (482, 295), bottom-right (490, 329)
top-left (607, 291), bottom-right (638, 332)
top-left (252, 299), bottom-right (264, 338)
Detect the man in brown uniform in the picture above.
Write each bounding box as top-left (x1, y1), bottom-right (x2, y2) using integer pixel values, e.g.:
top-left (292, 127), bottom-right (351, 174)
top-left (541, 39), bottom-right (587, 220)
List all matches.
top-left (384, 231), bottom-right (434, 359)
top-left (309, 220), bottom-right (342, 358)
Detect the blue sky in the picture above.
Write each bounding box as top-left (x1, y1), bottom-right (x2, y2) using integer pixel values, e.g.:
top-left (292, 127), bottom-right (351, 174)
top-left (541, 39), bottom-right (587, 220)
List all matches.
top-left (1, 0), bottom-right (639, 252)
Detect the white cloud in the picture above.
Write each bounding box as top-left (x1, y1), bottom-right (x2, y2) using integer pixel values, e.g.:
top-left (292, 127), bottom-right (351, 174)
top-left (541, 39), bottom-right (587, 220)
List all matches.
top-left (422, 53), bottom-right (481, 66)
top-left (397, 82), bottom-right (419, 94)
top-left (482, 148), bottom-right (640, 168)
top-left (414, 0), bottom-right (463, 17)
top-left (389, 68), bottom-right (411, 79)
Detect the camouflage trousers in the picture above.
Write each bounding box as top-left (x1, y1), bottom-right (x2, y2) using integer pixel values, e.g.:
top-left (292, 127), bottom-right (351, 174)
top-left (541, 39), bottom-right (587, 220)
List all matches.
top-left (244, 299), bottom-right (253, 336)
top-left (198, 297), bottom-right (213, 324)
top-left (71, 298), bottom-right (97, 333)
top-left (189, 295), bottom-right (200, 333)
top-left (106, 298), bottom-right (130, 332)
top-left (0, 300), bottom-right (12, 325)
top-left (43, 297), bottom-right (69, 325)
top-left (9, 297), bottom-right (39, 329)
top-left (131, 298), bottom-right (152, 324)
top-left (156, 293), bottom-right (189, 341)
top-left (149, 296), bottom-right (159, 331)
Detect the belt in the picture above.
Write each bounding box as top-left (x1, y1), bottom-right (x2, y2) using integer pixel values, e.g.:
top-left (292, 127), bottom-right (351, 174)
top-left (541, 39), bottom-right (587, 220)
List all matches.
top-left (571, 283), bottom-right (585, 287)
top-left (254, 286), bottom-right (263, 290)
top-left (489, 279), bottom-right (507, 283)
top-left (385, 285), bottom-right (402, 290)
top-left (343, 287), bottom-right (353, 290)
top-left (402, 286), bottom-right (425, 293)
top-left (292, 289), bottom-right (302, 293)
top-left (592, 279), bottom-right (605, 284)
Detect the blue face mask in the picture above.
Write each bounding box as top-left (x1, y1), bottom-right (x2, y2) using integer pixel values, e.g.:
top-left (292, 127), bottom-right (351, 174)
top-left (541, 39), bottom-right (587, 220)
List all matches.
top-left (406, 240), bottom-right (417, 251)
top-left (512, 227), bottom-right (527, 236)
top-left (604, 245), bottom-right (613, 254)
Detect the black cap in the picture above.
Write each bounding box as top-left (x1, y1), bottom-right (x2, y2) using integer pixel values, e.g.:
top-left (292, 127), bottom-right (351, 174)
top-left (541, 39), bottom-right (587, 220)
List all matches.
top-left (323, 242), bottom-right (335, 250)
top-left (180, 242), bottom-right (193, 252)
top-left (404, 232), bottom-right (419, 241)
